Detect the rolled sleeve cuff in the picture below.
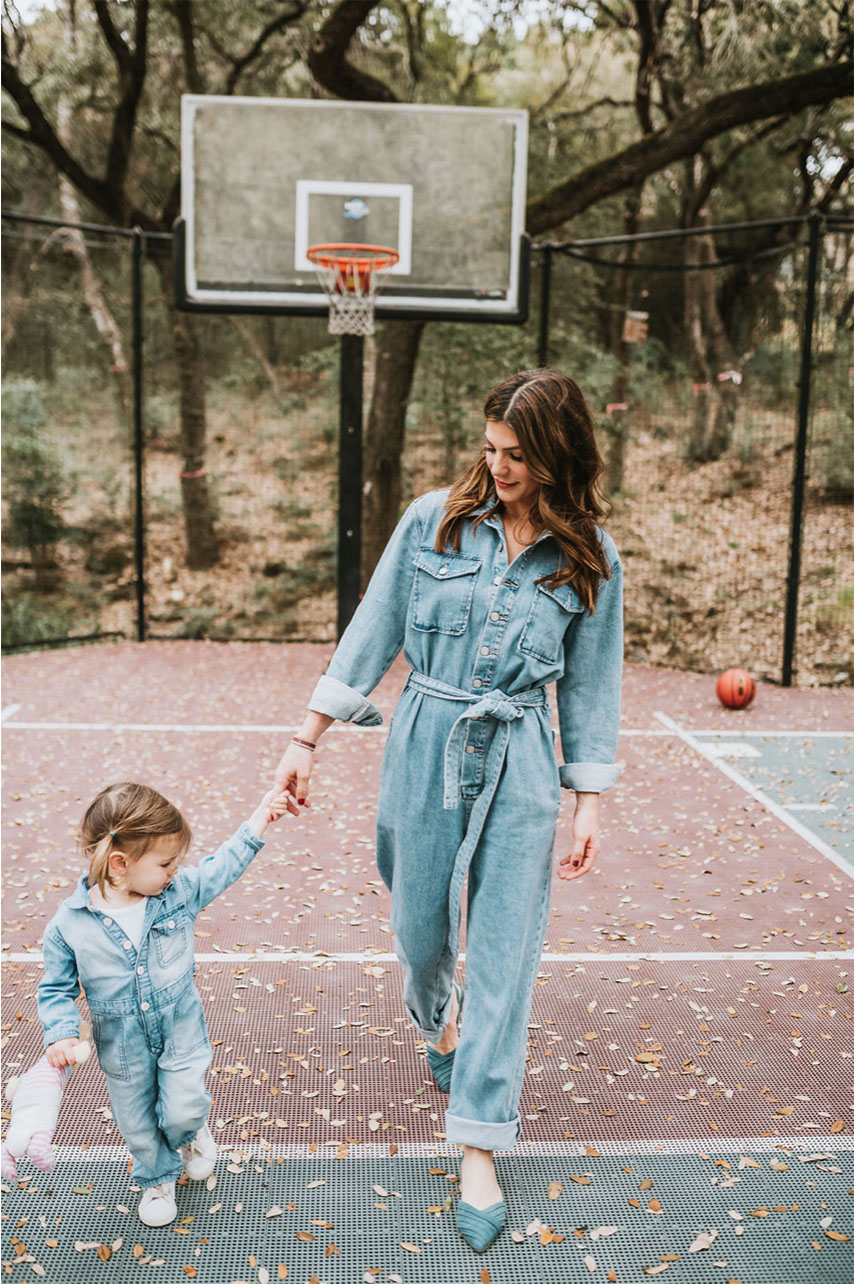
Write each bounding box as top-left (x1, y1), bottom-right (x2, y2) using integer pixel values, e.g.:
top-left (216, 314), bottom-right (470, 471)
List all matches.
top-left (560, 761), bottom-right (622, 793)
top-left (43, 1024), bottom-right (81, 1049)
top-left (309, 674), bottom-right (383, 727)
top-left (235, 820), bottom-right (265, 854)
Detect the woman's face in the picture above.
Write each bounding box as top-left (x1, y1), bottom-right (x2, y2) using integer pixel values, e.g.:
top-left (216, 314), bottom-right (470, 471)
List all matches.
top-left (484, 419), bottom-right (539, 509)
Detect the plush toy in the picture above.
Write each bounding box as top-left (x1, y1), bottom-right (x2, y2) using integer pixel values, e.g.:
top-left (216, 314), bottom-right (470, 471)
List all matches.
top-left (2, 1031), bottom-right (91, 1182)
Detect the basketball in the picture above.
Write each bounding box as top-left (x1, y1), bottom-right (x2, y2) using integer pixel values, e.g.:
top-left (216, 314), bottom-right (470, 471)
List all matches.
top-left (716, 669), bottom-right (757, 709)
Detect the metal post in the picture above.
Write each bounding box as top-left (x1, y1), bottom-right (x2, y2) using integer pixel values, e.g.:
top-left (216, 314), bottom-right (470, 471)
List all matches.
top-left (537, 244), bottom-right (552, 369)
top-left (337, 333), bottom-right (364, 637)
top-left (782, 210), bottom-right (822, 687)
top-left (131, 227), bottom-right (146, 642)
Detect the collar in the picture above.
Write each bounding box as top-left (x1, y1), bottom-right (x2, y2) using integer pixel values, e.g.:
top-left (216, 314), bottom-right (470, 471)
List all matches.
top-left (65, 873), bottom-right (169, 911)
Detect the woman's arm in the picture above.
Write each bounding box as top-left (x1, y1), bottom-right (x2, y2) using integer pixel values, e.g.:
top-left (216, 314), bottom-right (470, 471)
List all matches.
top-left (554, 547), bottom-right (623, 880)
top-left (273, 496), bottom-right (427, 802)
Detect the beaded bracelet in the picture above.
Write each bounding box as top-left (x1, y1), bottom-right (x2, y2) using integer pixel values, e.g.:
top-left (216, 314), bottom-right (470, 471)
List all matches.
top-left (291, 736), bottom-right (316, 752)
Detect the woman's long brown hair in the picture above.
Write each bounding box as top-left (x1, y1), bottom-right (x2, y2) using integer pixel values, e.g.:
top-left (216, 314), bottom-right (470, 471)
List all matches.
top-left (435, 369), bottom-right (612, 611)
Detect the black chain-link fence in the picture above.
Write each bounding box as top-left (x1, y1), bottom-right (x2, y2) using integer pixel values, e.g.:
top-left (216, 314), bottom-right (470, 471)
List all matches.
top-left (2, 211), bottom-right (852, 687)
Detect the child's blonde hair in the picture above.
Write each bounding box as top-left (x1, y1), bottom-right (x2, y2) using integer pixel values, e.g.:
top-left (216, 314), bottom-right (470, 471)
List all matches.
top-left (80, 782), bottom-right (192, 897)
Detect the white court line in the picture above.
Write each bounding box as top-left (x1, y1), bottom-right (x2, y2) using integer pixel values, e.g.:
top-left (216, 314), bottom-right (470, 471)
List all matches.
top-left (46, 1138), bottom-right (852, 1163)
top-left (655, 711), bottom-right (854, 879)
top-left (4, 949), bottom-right (852, 965)
top-left (2, 718), bottom-right (852, 737)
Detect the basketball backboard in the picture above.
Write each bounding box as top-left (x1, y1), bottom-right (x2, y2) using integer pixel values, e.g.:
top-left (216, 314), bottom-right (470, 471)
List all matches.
top-left (174, 96), bottom-right (530, 323)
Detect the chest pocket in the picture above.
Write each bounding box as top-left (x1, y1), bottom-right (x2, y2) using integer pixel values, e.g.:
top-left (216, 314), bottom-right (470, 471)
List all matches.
top-left (412, 549), bottom-right (481, 637)
top-left (151, 914), bottom-right (191, 968)
top-left (519, 581), bottom-right (584, 664)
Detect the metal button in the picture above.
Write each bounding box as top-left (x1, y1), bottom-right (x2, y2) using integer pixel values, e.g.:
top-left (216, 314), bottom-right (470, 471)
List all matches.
top-left (167, 920), bottom-right (175, 930)
top-left (472, 678), bottom-right (483, 688)
top-left (493, 575), bottom-right (502, 585)
top-left (137, 966), bottom-right (145, 975)
top-left (103, 918), bottom-right (113, 926)
top-left (490, 611), bottom-right (500, 621)
top-left (438, 566), bottom-right (448, 576)
top-left (465, 745), bottom-right (476, 755)
top-left (141, 1001), bottom-right (150, 1011)
top-left (123, 940), bottom-right (132, 950)
top-left (480, 646), bottom-right (491, 656)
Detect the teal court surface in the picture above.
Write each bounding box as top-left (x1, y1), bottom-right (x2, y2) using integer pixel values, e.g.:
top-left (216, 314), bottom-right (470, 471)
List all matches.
top-left (2, 643), bottom-right (853, 1283)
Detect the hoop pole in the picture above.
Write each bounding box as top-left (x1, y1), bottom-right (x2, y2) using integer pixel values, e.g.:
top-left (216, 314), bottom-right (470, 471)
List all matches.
top-left (337, 334), bottom-right (364, 636)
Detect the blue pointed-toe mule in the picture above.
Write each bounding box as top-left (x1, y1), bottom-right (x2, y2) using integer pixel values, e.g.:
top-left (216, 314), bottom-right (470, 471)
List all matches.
top-left (425, 980), bottom-right (464, 1093)
top-left (456, 1198), bottom-right (506, 1252)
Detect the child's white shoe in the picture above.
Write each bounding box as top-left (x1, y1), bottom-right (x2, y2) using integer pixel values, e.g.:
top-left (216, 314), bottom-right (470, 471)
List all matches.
top-left (179, 1124), bottom-right (217, 1181)
top-left (138, 1180), bottom-right (177, 1227)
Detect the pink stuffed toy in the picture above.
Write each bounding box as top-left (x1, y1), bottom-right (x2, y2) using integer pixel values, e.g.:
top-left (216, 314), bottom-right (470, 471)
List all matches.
top-left (2, 1033), bottom-right (91, 1182)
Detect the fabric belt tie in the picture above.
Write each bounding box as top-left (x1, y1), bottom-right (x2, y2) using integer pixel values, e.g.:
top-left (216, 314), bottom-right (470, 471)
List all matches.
top-left (405, 671), bottom-right (547, 809)
top-left (402, 670), bottom-right (551, 983)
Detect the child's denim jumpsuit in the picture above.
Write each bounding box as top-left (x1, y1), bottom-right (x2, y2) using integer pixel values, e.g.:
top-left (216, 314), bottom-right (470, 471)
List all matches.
top-left (37, 824), bottom-right (265, 1188)
top-left (308, 489), bottom-right (623, 1151)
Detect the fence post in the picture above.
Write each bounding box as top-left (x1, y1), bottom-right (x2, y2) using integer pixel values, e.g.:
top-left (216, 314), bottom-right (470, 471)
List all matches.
top-left (537, 244), bottom-right (552, 369)
top-left (131, 226), bottom-right (146, 642)
top-left (782, 210), bottom-right (822, 687)
top-left (337, 333), bottom-right (363, 638)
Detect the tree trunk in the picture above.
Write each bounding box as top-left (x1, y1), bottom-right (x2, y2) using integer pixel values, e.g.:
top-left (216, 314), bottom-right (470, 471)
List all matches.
top-left (361, 320), bottom-right (424, 587)
top-left (683, 210), bottom-right (712, 462)
top-left (152, 256), bottom-right (220, 569)
top-left (699, 222), bottom-right (739, 459)
top-left (604, 187), bottom-right (643, 495)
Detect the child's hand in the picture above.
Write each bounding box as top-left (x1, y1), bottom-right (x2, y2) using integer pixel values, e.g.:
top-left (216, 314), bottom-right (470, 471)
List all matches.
top-left (248, 789), bottom-right (299, 837)
top-left (45, 1038), bottom-right (83, 1069)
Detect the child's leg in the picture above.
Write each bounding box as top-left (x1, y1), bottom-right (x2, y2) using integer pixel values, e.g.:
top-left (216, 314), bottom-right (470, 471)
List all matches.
top-left (156, 1044), bottom-right (212, 1152)
top-left (104, 1061), bottom-right (183, 1188)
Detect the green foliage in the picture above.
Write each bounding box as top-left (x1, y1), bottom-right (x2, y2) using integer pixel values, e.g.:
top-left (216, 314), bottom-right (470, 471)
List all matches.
top-left (1, 379), bottom-right (69, 566)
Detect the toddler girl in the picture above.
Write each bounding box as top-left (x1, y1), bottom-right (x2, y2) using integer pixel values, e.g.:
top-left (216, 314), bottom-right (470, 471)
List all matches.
top-left (37, 780), bottom-right (295, 1227)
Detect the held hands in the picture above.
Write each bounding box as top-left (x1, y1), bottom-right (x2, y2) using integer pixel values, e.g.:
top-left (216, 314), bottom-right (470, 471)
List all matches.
top-left (248, 788), bottom-right (300, 839)
top-left (557, 792), bottom-right (600, 882)
top-left (273, 742), bottom-right (315, 810)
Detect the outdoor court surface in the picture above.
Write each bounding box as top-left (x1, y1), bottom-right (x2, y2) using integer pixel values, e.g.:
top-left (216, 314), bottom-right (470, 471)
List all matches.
top-left (2, 641), bottom-right (852, 1284)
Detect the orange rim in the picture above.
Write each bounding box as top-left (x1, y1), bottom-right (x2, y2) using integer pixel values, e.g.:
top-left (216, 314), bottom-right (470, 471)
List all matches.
top-left (307, 242), bottom-right (400, 273)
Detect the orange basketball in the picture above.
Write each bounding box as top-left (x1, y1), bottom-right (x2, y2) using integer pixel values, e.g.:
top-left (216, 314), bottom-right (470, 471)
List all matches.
top-left (716, 668), bottom-right (756, 709)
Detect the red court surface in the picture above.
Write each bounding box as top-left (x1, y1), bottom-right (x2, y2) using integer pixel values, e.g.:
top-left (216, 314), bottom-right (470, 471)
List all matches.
top-left (2, 643), bottom-right (853, 1283)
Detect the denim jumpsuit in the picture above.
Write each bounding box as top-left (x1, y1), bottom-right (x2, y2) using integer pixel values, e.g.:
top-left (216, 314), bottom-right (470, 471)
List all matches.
top-left (309, 489), bottom-right (623, 1151)
top-left (37, 823), bottom-right (265, 1187)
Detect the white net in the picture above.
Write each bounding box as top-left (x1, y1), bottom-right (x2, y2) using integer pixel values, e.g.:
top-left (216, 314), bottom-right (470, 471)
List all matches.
top-left (309, 248), bottom-right (397, 337)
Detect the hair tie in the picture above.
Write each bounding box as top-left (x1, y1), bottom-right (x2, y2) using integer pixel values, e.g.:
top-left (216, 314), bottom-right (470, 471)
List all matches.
top-left (109, 831), bottom-right (116, 839)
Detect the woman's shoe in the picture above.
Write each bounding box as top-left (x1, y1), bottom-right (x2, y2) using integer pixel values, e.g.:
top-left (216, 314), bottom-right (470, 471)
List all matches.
top-left (456, 1198), bottom-right (506, 1252)
top-left (425, 981), bottom-right (464, 1093)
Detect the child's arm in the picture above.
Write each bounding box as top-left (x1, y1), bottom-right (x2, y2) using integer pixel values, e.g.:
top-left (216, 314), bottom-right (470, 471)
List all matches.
top-left (247, 789), bottom-right (296, 838)
top-left (37, 926), bottom-right (84, 1058)
top-left (184, 790), bottom-right (294, 914)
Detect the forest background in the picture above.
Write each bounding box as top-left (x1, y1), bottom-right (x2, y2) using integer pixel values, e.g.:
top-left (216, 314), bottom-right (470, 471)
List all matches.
top-left (1, 0), bottom-right (853, 686)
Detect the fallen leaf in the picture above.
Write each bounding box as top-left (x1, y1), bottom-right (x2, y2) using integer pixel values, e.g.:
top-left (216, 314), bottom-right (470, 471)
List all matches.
top-left (400, 1242), bottom-right (422, 1254)
top-left (548, 1182), bottom-right (563, 1200)
top-left (826, 1231), bottom-right (851, 1242)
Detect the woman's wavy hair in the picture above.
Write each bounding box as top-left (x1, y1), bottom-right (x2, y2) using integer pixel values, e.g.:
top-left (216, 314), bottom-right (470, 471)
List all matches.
top-left (79, 781), bottom-right (192, 897)
top-left (434, 369), bottom-right (612, 611)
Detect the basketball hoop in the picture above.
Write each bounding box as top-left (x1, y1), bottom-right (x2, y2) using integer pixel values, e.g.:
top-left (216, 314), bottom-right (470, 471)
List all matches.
top-left (307, 243), bottom-right (400, 337)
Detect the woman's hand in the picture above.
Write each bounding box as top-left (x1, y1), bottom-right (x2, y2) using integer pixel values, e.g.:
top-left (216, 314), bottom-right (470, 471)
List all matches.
top-left (557, 792), bottom-right (600, 881)
top-left (273, 743), bottom-right (315, 807)
top-left (45, 1038), bottom-right (83, 1069)
top-left (248, 789), bottom-right (300, 838)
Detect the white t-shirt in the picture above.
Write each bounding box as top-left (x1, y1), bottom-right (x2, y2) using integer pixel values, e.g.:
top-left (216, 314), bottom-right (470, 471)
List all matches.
top-left (103, 899), bottom-right (148, 952)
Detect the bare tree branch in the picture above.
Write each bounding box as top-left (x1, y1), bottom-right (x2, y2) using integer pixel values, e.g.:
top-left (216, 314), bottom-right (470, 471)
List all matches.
top-left (307, 0), bottom-right (398, 102)
top-left (527, 58), bottom-right (854, 235)
top-left (224, 1), bottom-right (309, 94)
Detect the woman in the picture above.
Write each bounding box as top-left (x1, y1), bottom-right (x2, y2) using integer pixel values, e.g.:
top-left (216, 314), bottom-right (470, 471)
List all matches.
top-left (274, 369), bottom-right (623, 1253)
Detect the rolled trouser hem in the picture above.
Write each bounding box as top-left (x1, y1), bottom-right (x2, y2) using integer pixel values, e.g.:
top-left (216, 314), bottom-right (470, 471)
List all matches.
top-left (410, 985), bottom-right (455, 1043)
top-left (136, 1165), bottom-right (182, 1188)
top-left (445, 1111), bottom-right (520, 1151)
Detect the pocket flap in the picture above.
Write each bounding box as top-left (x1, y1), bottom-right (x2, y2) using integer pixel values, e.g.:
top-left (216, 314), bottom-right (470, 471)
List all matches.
top-left (414, 549), bottom-right (481, 581)
top-left (536, 582), bottom-right (584, 613)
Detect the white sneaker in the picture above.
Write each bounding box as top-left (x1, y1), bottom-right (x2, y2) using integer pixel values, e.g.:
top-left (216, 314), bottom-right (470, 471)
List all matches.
top-left (138, 1181), bottom-right (177, 1227)
top-left (179, 1123), bottom-right (217, 1181)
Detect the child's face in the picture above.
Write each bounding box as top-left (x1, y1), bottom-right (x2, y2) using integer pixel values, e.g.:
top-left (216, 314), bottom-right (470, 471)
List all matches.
top-left (120, 836), bottom-right (184, 899)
